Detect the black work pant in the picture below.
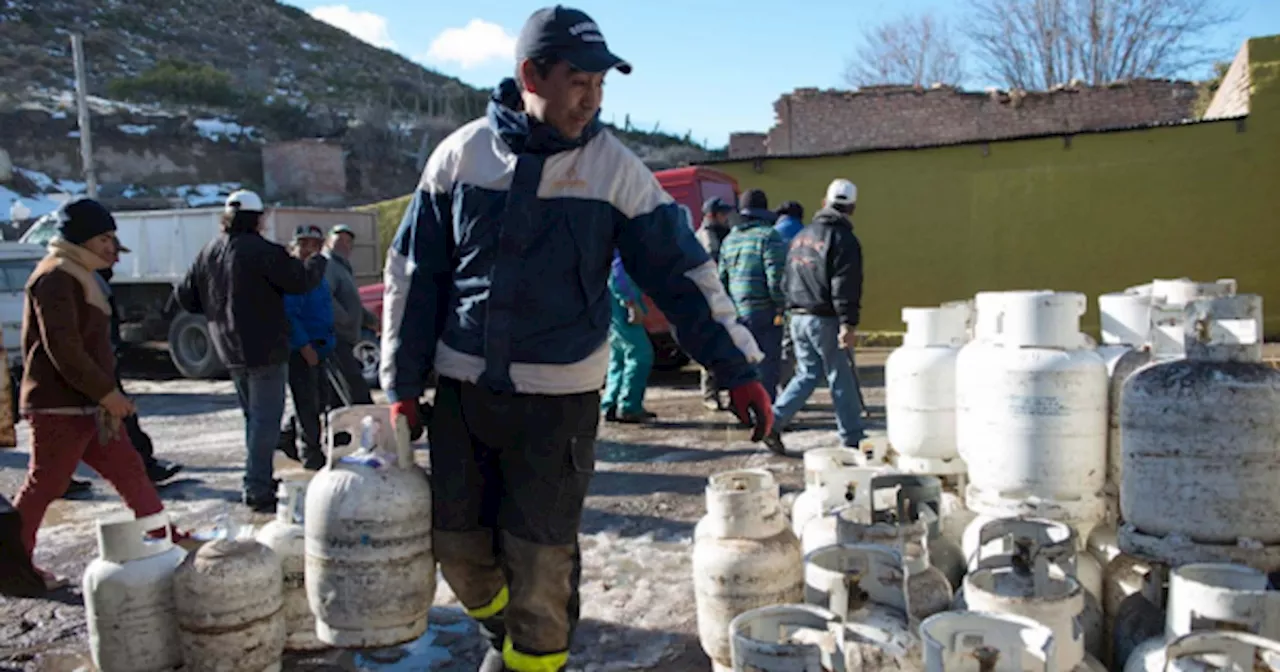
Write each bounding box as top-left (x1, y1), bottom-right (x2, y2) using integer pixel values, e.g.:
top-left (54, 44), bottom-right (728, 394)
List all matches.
top-left (430, 377), bottom-right (598, 672)
top-left (285, 350), bottom-right (327, 465)
top-left (115, 372), bottom-right (156, 470)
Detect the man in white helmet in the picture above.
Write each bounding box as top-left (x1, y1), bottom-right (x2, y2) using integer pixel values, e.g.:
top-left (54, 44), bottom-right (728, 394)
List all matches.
top-left (174, 190), bottom-right (327, 512)
top-left (763, 178), bottom-right (865, 455)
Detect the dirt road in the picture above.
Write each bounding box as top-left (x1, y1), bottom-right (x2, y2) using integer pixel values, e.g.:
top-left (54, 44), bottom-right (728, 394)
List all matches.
top-left (0, 347), bottom-right (888, 671)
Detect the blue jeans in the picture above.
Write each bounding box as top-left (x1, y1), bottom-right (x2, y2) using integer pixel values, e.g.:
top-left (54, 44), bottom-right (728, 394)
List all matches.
top-left (231, 363), bottom-right (288, 500)
top-left (744, 309), bottom-right (784, 402)
top-left (773, 314), bottom-right (865, 446)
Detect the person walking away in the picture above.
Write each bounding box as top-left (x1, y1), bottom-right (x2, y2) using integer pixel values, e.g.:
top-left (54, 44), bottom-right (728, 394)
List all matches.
top-left (763, 179), bottom-right (865, 456)
top-left (600, 252), bottom-right (655, 423)
top-left (322, 224), bottom-right (376, 405)
top-left (277, 225), bottom-right (335, 471)
top-left (772, 200), bottom-right (805, 389)
top-left (12, 198), bottom-right (177, 590)
top-left (97, 236), bottom-right (184, 484)
top-left (381, 7), bottom-right (774, 670)
top-left (695, 196), bottom-right (734, 410)
top-left (174, 190), bottom-right (326, 513)
top-left (719, 188), bottom-right (788, 401)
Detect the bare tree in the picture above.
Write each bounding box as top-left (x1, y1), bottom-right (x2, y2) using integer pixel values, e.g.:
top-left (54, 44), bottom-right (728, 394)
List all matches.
top-left (845, 13), bottom-right (965, 88)
top-left (967, 0), bottom-right (1238, 90)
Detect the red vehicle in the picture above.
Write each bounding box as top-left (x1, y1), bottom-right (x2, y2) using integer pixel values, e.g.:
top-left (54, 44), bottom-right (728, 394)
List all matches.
top-left (357, 165), bottom-right (741, 377)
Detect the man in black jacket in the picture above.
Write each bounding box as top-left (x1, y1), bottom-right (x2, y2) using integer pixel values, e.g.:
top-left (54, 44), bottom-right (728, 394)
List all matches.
top-left (763, 178), bottom-right (865, 456)
top-left (174, 190), bottom-right (327, 512)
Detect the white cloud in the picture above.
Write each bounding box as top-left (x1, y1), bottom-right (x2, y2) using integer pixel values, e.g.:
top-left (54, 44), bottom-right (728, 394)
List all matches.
top-left (310, 5), bottom-right (396, 49)
top-left (424, 19), bottom-right (517, 69)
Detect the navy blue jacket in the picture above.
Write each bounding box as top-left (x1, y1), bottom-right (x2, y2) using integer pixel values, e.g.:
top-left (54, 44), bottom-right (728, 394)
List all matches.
top-left (381, 79), bottom-right (763, 401)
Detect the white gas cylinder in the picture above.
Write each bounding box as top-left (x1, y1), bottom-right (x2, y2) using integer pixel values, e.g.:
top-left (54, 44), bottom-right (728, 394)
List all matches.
top-left (791, 447), bottom-right (871, 538)
top-left (306, 405), bottom-right (435, 648)
top-left (174, 539), bottom-right (285, 672)
top-left (800, 467), bottom-right (894, 555)
top-left (886, 303), bottom-right (970, 476)
top-left (1153, 631), bottom-right (1280, 672)
top-left (1124, 563), bottom-right (1280, 672)
top-left (959, 291), bottom-right (1108, 529)
top-left (255, 477), bottom-right (324, 652)
top-left (84, 511), bottom-right (187, 672)
top-left (729, 604), bottom-right (921, 671)
top-left (694, 469), bottom-right (804, 671)
top-left (960, 517), bottom-right (1105, 666)
top-left (963, 515), bottom-right (1103, 604)
top-left (1120, 295), bottom-right (1280, 569)
top-left (803, 543), bottom-right (923, 666)
top-left (921, 611), bottom-right (1057, 671)
top-left (870, 473), bottom-right (967, 592)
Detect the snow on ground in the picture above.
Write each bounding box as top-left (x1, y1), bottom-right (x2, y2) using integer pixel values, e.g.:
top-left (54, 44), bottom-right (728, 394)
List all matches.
top-left (194, 117), bottom-right (258, 142)
top-left (117, 123), bottom-right (156, 135)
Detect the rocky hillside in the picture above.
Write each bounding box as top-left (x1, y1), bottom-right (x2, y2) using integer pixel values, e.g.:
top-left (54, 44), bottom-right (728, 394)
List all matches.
top-left (0, 0), bottom-right (714, 220)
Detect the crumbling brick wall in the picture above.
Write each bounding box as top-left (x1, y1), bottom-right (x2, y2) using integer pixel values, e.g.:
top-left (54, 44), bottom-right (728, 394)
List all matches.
top-left (263, 139), bottom-right (346, 206)
top-left (728, 132), bottom-right (767, 159)
top-left (761, 80), bottom-right (1198, 157)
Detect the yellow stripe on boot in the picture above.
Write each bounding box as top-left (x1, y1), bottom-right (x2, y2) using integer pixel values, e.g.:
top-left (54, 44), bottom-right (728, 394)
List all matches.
top-left (503, 637), bottom-right (569, 672)
top-left (465, 585), bottom-right (509, 620)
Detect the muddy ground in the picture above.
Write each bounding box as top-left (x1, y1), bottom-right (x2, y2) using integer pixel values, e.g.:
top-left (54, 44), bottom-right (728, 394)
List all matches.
top-left (0, 345), bottom-right (889, 672)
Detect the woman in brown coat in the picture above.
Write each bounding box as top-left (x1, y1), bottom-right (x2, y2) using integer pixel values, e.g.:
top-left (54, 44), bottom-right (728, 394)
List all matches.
top-left (12, 198), bottom-right (172, 589)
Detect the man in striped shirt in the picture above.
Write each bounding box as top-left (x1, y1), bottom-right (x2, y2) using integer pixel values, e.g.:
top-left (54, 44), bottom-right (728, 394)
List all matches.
top-left (718, 189), bottom-right (788, 402)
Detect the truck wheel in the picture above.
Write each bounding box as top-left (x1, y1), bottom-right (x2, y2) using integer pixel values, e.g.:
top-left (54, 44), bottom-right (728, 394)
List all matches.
top-left (168, 312), bottom-right (225, 379)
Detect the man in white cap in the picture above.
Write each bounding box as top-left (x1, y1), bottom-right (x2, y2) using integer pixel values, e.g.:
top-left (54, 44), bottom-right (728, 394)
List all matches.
top-left (763, 178), bottom-right (865, 456)
top-left (174, 190), bottom-right (327, 512)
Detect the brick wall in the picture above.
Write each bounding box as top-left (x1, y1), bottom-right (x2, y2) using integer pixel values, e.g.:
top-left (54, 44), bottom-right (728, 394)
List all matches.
top-left (728, 132), bottom-right (767, 159)
top-left (262, 139), bottom-right (346, 206)
top-left (758, 80), bottom-right (1198, 157)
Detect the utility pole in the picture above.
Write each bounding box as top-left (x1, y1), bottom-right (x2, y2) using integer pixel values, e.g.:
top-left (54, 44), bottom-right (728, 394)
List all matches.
top-left (70, 34), bottom-right (98, 198)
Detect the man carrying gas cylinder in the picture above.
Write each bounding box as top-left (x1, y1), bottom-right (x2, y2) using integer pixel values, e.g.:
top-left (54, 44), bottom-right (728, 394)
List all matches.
top-left (380, 7), bottom-right (773, 671)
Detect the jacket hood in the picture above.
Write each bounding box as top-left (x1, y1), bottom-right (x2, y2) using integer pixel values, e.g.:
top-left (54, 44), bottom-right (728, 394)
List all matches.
top-left (487, 78), bottom-right (602, 155)
top-left (736, 208), bottom-right (777, 228)
top-left (814, 207), bottom-right (853, 229)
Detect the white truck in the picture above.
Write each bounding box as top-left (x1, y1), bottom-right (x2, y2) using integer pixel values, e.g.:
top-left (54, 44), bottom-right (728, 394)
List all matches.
top-left (18, 206), bottom-right (381, 379)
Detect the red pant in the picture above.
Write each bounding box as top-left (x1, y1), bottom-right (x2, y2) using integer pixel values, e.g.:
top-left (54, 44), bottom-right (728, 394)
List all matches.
top-left (14, 413), bottom-right (164, 558)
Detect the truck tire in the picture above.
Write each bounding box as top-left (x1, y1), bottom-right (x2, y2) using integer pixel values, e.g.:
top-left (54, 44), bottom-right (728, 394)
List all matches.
top-left (168, 312), bottom-right (225, 379)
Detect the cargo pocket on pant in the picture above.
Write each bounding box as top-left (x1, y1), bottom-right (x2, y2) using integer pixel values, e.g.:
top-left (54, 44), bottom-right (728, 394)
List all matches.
top-left (551, 435), bottom-right (595, 541)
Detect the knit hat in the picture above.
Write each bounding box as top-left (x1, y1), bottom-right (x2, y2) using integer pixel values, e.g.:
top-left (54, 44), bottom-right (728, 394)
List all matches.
top-left (738, 189), bottom-right (768, 213)
top-left (55, 198), bottom-right (117, 245)
top-left (776, 201), bottom-right (804, 220)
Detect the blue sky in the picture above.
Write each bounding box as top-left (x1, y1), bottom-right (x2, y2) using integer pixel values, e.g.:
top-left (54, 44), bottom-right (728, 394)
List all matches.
top-left (285, 0), bottom-right (1280, 149)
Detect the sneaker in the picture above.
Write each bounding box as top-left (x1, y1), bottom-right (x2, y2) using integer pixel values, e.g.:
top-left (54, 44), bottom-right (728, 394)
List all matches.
top-left (243, 493), bottom-right (278, 514)
top-left (276, 421), bottom-right (300, 461)
top-left (60, 478), bottom-right (92, 499)
top-left (701, 396), bottom-right (722, 411)
top-left (302, 453), bottom-right (327, 472)
top-left (611, 410), bottom-right (657, 424)
top-left (35, 566), bottom-right (69, 591)
top-left (146, 460), bottom-right (183, 484)
top-left (602, 406), bottom-right (617, 422)
top-left (762, 431), bottom-right (788, 457)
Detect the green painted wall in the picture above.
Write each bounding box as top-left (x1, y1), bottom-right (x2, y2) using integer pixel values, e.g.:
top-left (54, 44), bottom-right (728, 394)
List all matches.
top-left (711, 36), bottom-right (1280, 336)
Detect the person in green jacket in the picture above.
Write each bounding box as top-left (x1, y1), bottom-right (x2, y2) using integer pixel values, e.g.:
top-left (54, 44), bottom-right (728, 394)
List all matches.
top-left (601, 251), bottom-right (656, 423)
top-left (719, 189), bottom-right (788, 401)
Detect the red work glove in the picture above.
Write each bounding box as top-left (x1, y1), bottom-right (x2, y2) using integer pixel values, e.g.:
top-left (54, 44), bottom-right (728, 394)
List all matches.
top-left (391, 400), bottom-right (423, 441)
top-left (729, 381), bottom-right (774, 442)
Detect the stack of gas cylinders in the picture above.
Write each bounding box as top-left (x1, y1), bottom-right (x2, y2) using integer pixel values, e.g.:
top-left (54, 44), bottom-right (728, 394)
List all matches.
top-left (81, 405), bottom-right (434, 672)
top-left (692, 278), bottom-right (1280, 671)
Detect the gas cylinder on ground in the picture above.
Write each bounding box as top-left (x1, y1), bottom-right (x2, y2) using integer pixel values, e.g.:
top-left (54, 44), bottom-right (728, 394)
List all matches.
top-left (729, 603), bottom-right (921, 671)
top-left (174, 538), bottom-right (285, 672)
top-left (791, 447), bottom-right (871, 538)
top-left (886, 303), bottom-right (970, 477)
top-left (959, 518), bottom-right (1105, 668)
top-left (1123, 563), bottom-right (1280, 671)
top-left (1120, 295), bottom-right (1280, 571)
top-left (958, 291), bottom-right (1108, 551)
top-left (694, 468), bottom-right (804, 672)
top-left (84, 511), bottom-right (186, 672)
top-left (255, 477), bottom-right (324, 652)
top-left (1153, 631), bottom-right (1280, 672)
top-left (964, 515), bottom-right (1103, 607)
top-left (306, 405), bottom-right (435, 647)
top-left (870, 474), bottom-right (966, 592)
top-left (802, 543), bottom-right (922, 667)
top-left (921, 611), bottom-right (1058, 672)
top-left (800, 466), bottom-right (892, 555)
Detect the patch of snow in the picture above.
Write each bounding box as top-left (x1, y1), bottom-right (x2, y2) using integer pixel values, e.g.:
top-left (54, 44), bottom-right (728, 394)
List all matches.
top-left (67, 130), bottom-right (81, 138)
top-left (178, 182), bottom-right (241, 207)
top-left (301, 41), bottom-right (321, 52)
top-left (194, 118), bottom-right (257, 142)
top-left (17, 167), bottom-right (54, 191)
top-left (1, 187), bottom-right (70, 222)
top-left (118, 123), bottom-right (156, 135)
top-left (51, 111), bottom-right (67, 119)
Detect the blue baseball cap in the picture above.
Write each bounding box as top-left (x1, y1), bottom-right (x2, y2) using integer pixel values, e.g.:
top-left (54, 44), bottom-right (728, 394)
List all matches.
top-left (516, 6), bottom-right (632, 75)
